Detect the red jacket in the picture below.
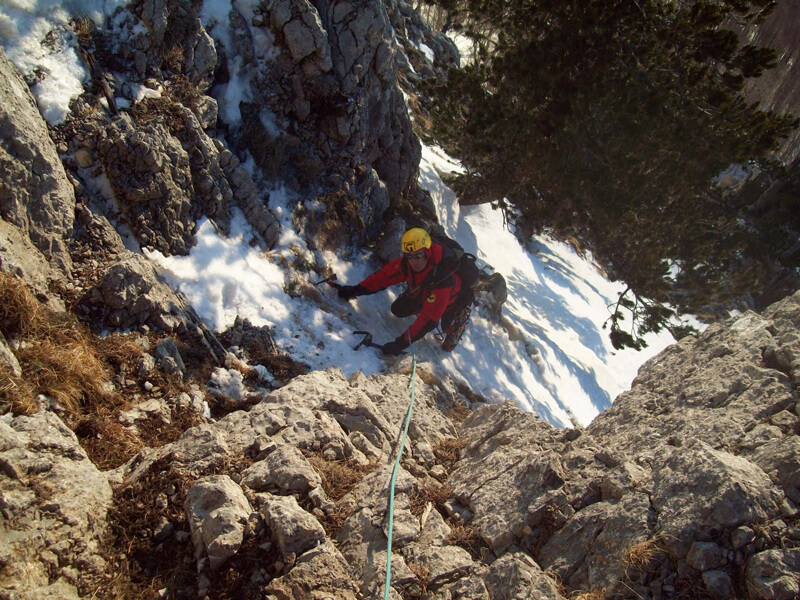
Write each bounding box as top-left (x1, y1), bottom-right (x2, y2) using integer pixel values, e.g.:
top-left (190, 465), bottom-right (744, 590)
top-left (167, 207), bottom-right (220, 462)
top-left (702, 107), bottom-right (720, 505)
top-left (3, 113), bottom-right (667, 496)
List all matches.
top-left (359, 243), bottom-right (461, 343)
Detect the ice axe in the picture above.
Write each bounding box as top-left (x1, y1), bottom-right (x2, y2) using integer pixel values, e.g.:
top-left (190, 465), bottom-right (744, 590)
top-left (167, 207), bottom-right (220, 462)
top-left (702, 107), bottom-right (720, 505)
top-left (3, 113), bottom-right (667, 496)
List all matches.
top-left (353, 330), bottom-right (385, 351)
top-left (314, 274), bottom-right (342, 290)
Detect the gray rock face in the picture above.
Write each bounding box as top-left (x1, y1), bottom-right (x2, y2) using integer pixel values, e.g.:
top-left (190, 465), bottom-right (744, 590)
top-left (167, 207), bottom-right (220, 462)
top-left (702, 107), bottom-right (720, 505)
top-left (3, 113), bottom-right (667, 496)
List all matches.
top-left (222, 0), bottom-right (421, 236)
top-left (0, 331), bottom-right (21, 377)
top-left (448, 291), bottom-right (800, 599)
top-left (0, 50), bottom-right (74, 273)
top-left (241, 444), bottom-right (322, 493)
top-left (93, 114), bottom-right (198, 256)
top-left (0, 412), bottom-right (112, 599)
top-left (88, 106), bottom-right (279, 257)
top-left (0, 218), bottom-right (67, 312)
top-left (651, 441), bottom-right (784, 558)
top-left (264, 541), bottom-right (360, 599)
top-left (745, 548), bottom-right (800, 600)
top-left (484, 552), bottom-right (565, 600)
top-left (5, 291), bottom-right (800, 598)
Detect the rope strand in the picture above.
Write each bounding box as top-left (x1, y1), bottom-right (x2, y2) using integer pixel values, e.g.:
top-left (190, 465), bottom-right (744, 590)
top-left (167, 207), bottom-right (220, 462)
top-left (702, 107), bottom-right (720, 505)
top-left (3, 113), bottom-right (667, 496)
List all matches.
top-left (383, 345), bottom-right (417, 599)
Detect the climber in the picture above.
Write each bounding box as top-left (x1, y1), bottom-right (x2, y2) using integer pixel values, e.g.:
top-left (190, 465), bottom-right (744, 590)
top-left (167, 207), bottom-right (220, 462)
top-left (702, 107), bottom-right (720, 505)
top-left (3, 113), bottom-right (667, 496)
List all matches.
top-left (337, 227), bottom-right (476, 355)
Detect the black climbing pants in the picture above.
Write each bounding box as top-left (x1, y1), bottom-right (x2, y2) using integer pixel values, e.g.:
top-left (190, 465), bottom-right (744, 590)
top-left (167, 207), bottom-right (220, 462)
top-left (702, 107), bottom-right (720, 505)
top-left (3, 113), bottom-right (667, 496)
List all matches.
top-left (391, 289), bottom-right (474, 334)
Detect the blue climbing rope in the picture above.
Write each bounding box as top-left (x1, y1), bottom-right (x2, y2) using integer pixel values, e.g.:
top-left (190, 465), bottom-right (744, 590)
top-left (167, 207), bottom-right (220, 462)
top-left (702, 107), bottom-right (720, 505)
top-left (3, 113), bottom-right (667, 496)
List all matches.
top-left (383, 344), bottom-right (417, 599)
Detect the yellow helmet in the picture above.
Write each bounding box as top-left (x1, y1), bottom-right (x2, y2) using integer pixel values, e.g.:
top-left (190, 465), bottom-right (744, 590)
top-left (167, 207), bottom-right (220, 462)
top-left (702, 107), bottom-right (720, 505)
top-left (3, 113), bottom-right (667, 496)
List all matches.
top-left (401, 228), bottom-right (432, 254)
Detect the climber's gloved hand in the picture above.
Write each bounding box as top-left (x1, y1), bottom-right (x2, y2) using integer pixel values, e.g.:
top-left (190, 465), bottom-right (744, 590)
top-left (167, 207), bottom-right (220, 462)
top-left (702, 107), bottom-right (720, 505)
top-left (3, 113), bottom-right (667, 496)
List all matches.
top-left (338, 285), bottom-right (365, 301)
top-left (381, 338), bottom-right (408, 357)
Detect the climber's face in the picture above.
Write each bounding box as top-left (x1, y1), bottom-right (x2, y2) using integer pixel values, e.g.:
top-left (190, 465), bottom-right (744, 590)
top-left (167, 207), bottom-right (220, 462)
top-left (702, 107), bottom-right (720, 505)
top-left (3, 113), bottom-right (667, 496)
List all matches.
top-left (406, 249), bottom-right (429, 272)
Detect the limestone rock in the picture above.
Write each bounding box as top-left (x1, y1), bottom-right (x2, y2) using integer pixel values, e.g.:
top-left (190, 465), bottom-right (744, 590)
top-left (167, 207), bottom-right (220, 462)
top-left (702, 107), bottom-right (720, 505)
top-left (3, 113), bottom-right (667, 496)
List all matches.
top-left (264, 541), bottom-right (361, 599)
top-left (259, 493), bottom-right (326, 558)
top-left (484, 552), bottom-right (565, 600)
top-left (185, 475), bottom-right (252, 570)
top-left (403, 544), bottom-right (474, 588)
top-left (185, 25), bottom-right (218, 90)
top-left (0, 412), bottom-right (112, 599)
top-left (651, 441), bottom-right (783, 558)
top-left (0, 50), bottom-right (74, 274)
top-left (94, 114), bottom-right (196, 256)
top-left (241, 443), bottom-right (322, 493)
top-left (0, 330), bottom-right (21, 377)
top-left (86, 253), bottom-right (198, 333)
top-left (745, 549), bottom-right (800, 600)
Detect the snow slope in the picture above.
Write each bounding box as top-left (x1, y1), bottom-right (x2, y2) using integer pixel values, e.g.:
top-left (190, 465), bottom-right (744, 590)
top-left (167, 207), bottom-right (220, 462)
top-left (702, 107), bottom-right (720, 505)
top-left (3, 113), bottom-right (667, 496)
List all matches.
top-left (0, 0), bottom-right (682, 427)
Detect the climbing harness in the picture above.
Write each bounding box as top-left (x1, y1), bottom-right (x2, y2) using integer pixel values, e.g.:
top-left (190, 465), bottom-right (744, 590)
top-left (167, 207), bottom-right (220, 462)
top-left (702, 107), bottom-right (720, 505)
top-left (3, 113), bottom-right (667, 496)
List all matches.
top-left (383, 343), bottom-right (417, 599)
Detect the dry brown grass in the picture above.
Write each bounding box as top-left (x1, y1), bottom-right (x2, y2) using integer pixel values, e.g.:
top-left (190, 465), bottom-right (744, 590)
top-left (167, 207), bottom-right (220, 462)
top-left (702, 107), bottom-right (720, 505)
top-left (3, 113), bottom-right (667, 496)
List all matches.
top-left (304, 453), bottom-right (379, 537)
top-left (444, 399), bottom-right (472, 424)
top-left (406, 562), bottom-right (431, 598)
top-left (408, 483), bottom-right (453, 516)
top-left (73, 417), bottom-right (144, 471)
top-left (400, 364), bottom-right (439, 387)
top-left (445, 522), bottom-right (485, 560)
top-left (549, 570), bottom-right (605, 600)
top-left (0, 273), bottom-right (119, 422)
top-left (16, 337), bottom-right (114, 418)
top-left (404, 89), bottom-right (435, 140)
top-left (0, 274), bottom-right (202, 469)
top-left (433, 437), bottom-right (467, 473)
top-left (0, 273), bottom-right (46, 338)
top-left (454, 381), bottom-right (488, 405)
top-left (306, 453), bottom-right (376, 502)
top-left (570, 590), bottom-right (607, 600)
top-left (93, 455), bottom-right (278, 600)
top-left (622, 538), bottom-right (659, 571)
top-left (304, 190), bottom-right (365, 252)
top-left (162, 44), bottom-right (185, 73)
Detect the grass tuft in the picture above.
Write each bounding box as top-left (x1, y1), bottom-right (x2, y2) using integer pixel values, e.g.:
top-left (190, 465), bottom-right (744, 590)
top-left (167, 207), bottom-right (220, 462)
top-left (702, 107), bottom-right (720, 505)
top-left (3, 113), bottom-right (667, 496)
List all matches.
top-left (433, 437), bottom-right (466, 473)
top-left (305, 453), bottom-right (376, 503)
top-left (0, 273), bottom-right (46, 338)
top-left (305, 453), bottom-right (378, 537)
top-left (445, 522), bottom-right (485, 560)
top-left (409, 483), bottom-right (453, 516)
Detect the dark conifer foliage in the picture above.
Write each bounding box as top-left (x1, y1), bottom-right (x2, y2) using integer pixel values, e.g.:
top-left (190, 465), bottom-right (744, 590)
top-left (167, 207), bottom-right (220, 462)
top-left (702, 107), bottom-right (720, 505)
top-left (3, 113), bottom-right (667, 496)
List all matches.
top-left (423, 0), bottom-right (798, 348)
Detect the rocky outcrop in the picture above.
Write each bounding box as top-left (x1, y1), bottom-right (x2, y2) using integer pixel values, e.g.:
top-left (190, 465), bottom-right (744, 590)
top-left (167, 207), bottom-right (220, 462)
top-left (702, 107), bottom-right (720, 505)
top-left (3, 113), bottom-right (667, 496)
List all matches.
top-left (81, 106), bottom-right (278, 256)
top-left (448, 291), bottom-right (800, 599)
top-left (217, 0), bottom-right (424, 238)
top-left (94, 113), bottom-right (199, 255)
top-left (1, 2), bottom-right (798, 598)
top-left (0, 412), bottom-right (112, 600)
top-left (103, 293), bottom-right (800, 598)
top-left (2, 290), bottom-right (799, 598)
top-left (0, 50), bottom-right (74, 274)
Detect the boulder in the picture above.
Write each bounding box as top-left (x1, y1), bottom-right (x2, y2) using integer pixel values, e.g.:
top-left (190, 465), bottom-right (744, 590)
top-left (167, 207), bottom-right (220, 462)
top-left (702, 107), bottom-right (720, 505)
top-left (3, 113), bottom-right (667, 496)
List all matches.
top-left (745, 549), bottom-right (800, 600)
top-left (86, 253), bottom-right (201, 333)
top-left (651, 441), bottom-right (783, 558)
top-left (94, 114), bottom-right (197, 256)
top-left (484, 552), bottom-right (565, 600)
top-left (259, 493), bottom-right (326, 558)
top-left (264, 541), bottom-right (361, 600)
top-left (185, 475), bottom-right (252, 570)
top-left (241, 443), bottom-right (322, 493)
